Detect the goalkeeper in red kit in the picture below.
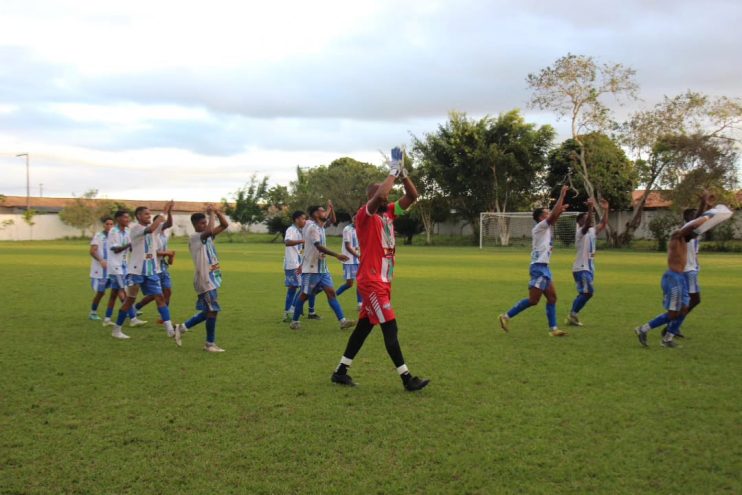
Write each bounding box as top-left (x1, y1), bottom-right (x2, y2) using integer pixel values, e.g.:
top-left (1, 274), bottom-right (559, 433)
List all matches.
top-left (331, 146), bottom-right (430, 392)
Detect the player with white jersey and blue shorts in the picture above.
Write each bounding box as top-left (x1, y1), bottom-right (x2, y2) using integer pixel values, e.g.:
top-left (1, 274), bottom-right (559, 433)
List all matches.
top-left (88, 216), bottom-right (114, 320)
top-left (289, 201), bottom-right (355, 331)
top-left (104, 210), bottom-right (141, 327)
top-left (282, 211), bottom-right (317, 321)
top-left (499, 185), bottom-right (570, 337)
top-left (175, 204), bottom-right (230, 352)
top-left (134, 215), bottom-right (176, 315)
top-left (335, 220), bottom-right (362, 310)
top-left (110, 202), bottom-right (175, 341)
top-left (566, 198), bottom-right (609, 327)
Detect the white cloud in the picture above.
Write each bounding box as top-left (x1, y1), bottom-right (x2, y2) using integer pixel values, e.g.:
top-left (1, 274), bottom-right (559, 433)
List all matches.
top-left (0, 0), bottom-right (740, 200)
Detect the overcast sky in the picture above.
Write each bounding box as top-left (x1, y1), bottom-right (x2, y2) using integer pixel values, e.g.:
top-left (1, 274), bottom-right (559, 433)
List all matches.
top-left (1, 0), bottom-right (740, 201)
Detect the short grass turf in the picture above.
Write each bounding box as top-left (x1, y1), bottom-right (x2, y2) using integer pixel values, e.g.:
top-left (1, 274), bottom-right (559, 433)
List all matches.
top-left (0, 239), bottom-right (740, 495)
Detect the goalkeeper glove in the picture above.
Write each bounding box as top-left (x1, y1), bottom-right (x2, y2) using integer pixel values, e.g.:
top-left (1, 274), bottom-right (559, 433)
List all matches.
top-left (388, 146), bottom-right (403, 177)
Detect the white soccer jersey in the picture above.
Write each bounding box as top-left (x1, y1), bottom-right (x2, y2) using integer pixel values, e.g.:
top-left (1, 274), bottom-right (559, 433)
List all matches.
top-left (283, 225), bottom-right (303, 270)
top-left (301, 220), bottom-right (328, 274)
top-left (89, 231), bottom-right (109, 278)
top-left (530, 219), bottom-right (553, 265)
top-left (128, 223), bottom-right (161, 276)
top-left (341, 225), bottom-right (359, 265)
top-left (685, 238), bottom-right (699, 272)
top-left (107, 226), bottom-right (130, 275)
top-left (189, 233), bottom-right (222, 294)
top-left (572, 226), bottom-right (596, 273)
top-left (158, 230), bottom-right (170, 272)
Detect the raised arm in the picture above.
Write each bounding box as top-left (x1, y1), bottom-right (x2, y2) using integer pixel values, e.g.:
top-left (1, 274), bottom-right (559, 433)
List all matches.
top-left (547, 184), bottom-right (570, 225)
top-left (596, 199), bottom-right (609, 234)
top-left (367, 146), bottom-right (404, 214)
top-left (326, 199), bottom-right (337, 225)
top-left (162, 200), bottom-right (174, 230)
top-left (581, 198), bottom-right (595, 235)
top-left (676, 216), bottom-right (709, 239)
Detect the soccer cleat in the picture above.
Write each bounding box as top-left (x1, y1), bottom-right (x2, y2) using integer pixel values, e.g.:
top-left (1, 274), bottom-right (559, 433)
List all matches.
top-left (566, 313), bottom-right (583, 327)
top-left (661, 338), bottom-right (677, 348)
top-left (498, 314), bottom-right (510, 333)
top-left (282, 313), bottom-right (292, 323)
top-left (339, 319), bottom-right (355, 330)
top-left (203, 344), bottom-right (225, 353)
top-left (88, 313), bottom-right (101, 321)
top-left (289, 321), bottom-right (301, 330)
top-left (129, 318), bottom-right (148, 328)
top-left (635, 327), bottom-right (648, 347)
top-left (404, 375), bottom-right (430, 392)
top-left (549, 329), bottom-right (568, 337)
top-left (307, 313), bottom-right (321, 320)
top-left (675, 331), bottom-right (686, 339)
top-left (136, 310), bottom-right (144, 316)
top-left (174, 323), bottom-right (185, 347)
top-left (112, 330), bottom-right (130, 340)
top-left (331, 372), bottom-right (356, 387)
top-left (102, 318), bottom-right (115, 327)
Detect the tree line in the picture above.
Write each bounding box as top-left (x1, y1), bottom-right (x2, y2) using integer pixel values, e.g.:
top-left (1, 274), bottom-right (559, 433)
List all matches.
top-left (59, 54), bottom-right (741, 246)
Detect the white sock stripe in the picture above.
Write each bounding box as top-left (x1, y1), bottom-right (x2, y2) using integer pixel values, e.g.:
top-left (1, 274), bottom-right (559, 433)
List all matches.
top-left (396, 364), bottom-right (409, 375)
top-left (340, 356), bottom-right (353, 366)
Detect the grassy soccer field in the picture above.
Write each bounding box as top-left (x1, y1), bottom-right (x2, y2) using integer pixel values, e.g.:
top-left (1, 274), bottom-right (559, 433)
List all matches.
top-left (0, 239), bottom-right (740, 494)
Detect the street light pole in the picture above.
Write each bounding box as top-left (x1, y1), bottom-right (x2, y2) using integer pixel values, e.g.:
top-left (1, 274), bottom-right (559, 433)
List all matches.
top-left (16, 153), bottom-right (30, 210)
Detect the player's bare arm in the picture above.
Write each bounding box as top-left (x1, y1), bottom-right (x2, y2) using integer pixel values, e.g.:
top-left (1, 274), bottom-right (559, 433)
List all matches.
top-left (547, 184), bottom-right (570, 225)
top-left (581, 198), bottom-right (595, 235)
top-left (344, 241), bottom-right (360, 258)
top-left (202, 206), bottom-right (229, 240)
top-left (162, 200), bottom-right (174, 230)
top-left (596, 199), bottom-right (610, 234)
top-left (315, 242), bottom-right (349, 262)
top-left (327, 199), bottom-right (337, 225)
top-left (397, 175), bottom-right (419, 211)
top-left (89, 244), bottom-right (106, 268)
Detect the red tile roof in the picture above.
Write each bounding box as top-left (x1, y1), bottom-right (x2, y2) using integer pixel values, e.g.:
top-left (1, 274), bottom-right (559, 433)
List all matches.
top-left (0, 195), bottom-right (221, 212)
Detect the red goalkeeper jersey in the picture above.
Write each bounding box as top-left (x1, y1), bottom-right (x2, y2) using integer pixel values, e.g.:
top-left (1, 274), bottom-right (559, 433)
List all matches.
top-left (355, 202), bottom-right (398, 285)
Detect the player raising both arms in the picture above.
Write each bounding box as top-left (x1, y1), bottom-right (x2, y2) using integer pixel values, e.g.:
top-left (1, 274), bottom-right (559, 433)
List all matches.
top-left (175, 204), bottom-right (229, 351)
top-left (88, 216), bottom-right (114, 321)
top-left (331, 146), bottom-right (429, 391)
top-left (566, 198), bottom-right (609, 327)
top-left (633, 199), bottom-right (717, 348)
top-left (135, 214), bottom-right (176, 318)
top-left (110, 202), bottom-right (175, 341)
top-left (289, 201), bottom-right (354, 330)
top-left (499, 184), bottom-right (570, 337)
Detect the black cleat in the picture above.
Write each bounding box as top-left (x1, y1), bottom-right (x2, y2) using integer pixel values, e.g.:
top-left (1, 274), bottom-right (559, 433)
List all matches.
top-left (634, 327), bottom-right (648, 347)
top-left (404, 376), bottom-right (430, 392)
top-left (331, 372), bottom-right (356, 387)
top-left (307, 313), bottom-right (321, 320)
top-left (675, 331), bottom-right (686, 339)
top-left (661, 339), bottom-right (678, 348)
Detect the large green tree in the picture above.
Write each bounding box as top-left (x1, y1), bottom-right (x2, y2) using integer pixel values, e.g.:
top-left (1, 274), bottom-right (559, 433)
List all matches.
top-left (59, 189), bottom-right (127, 236)
top-left (619, 91), bottom-right (742, 244)
top-left (413, 110), bottom-right (555, 243)
top-left (527, 53), bottom-right (639, 234)
top-left (290, 157), bottom-right (387, 220)
top-left (546, 133), bottom-right (637, 214)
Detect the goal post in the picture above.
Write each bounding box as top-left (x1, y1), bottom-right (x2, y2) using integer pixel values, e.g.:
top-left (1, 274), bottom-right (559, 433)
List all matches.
top-left (479, 211), bottom-right (580, 249)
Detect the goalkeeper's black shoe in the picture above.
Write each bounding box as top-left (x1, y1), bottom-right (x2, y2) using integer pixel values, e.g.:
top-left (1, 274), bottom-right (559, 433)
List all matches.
top-left (675, 331), bottom-right (686, 339)
top-left (661, 338), bottom-right (678, 348)
top-left (307, 313), bottom-right (322, 320)
top-left (403, 375), bottom-right (430, 392)
top-left (331, 372), bottom-right (356, 387)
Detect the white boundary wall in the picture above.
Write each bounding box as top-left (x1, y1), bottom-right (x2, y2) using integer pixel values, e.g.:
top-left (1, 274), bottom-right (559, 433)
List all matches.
top-left (0, 213), bottom-right (265, 241)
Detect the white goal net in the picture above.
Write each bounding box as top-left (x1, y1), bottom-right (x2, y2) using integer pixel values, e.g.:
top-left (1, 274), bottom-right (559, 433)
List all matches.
top-left (480, 211), bottom-right (580, 249)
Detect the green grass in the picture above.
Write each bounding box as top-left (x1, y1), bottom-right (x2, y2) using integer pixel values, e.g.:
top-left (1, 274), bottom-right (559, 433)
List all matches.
top-left (1, 240), bottom-right (740, 494)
